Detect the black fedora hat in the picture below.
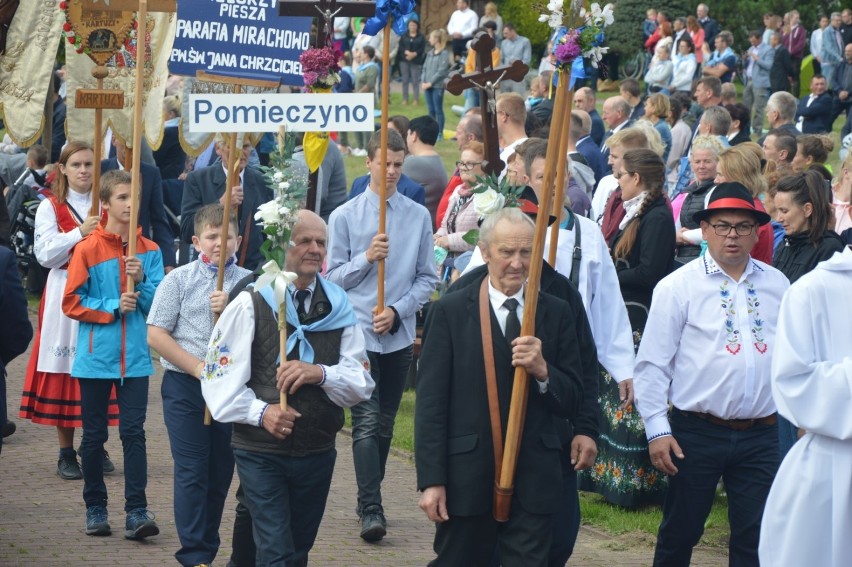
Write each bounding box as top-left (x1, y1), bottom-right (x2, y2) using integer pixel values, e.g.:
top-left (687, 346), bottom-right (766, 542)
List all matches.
top-left (692, 182), bottom-right (771, 226)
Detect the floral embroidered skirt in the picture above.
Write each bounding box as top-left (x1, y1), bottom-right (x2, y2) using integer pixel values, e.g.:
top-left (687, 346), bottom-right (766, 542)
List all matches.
top-left (578, 361), bottom-right (668, 508)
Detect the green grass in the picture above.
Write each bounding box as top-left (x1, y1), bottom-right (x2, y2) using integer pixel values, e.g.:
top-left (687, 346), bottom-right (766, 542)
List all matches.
top-left (579, 491), bottom-right (731, 546)
top-left (340, 90), bottom-right (466, 186)
top-left (379, 391), bottom-right (732, 543)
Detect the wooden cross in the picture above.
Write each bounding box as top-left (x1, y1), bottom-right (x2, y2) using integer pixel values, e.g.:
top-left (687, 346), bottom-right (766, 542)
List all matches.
top-left (278, 0), bottom-right (375, 48)
top-left (278, 0), bottom-right (374, 212)
top-left (446, 32), bottom-right (529, 177)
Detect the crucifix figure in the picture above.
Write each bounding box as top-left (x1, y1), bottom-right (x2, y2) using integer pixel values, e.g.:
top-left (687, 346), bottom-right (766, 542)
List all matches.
top-left (279, 0), bottom-right (375, 48)
top-left (446, 32), bottom-right (529, 177)
top-left (279, 0), bottom-right (375, 211)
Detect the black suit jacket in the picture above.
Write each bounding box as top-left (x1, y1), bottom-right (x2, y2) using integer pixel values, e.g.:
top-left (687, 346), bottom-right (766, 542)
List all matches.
top-left (415, 271), bottom-right (584, 517)
top-left (796, 92), bottom-right (833, 133)
top-left (770, 46), bottom-right (794, 93)
top-left (0, 247), bottom-right (32, 386)
top-left (577, 136), bottom-right (606, 183)
top-left (179, 164), bottom-right (272, 271)
top-left (450, 263), bottom-right (599, 446)
top-left (101, 158), bottom-right (175, 268)
top-left (589, 109), bottom-right (605, 146)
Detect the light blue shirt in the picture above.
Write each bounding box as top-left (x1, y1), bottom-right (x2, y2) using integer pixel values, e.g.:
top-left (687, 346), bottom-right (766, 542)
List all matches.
top-left (326, 188), bottom-right (438, 354)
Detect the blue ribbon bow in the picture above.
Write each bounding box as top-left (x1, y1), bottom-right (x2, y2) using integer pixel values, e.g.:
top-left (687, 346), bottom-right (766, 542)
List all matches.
top-left (363, 0), bottom-right (416, 36)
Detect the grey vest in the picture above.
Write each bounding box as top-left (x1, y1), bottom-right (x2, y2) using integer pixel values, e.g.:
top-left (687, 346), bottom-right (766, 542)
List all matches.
top-left (231, 283), bottom-right (345, 456)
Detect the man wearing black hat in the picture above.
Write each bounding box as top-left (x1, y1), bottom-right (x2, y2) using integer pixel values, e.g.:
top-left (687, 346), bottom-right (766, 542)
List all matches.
top-left (633, 182), bottom-right (790, 567)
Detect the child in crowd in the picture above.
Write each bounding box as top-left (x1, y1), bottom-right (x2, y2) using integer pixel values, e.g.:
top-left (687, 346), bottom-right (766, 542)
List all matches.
top-left (643, 9), bottom-right (658, 41)
top-left (147, 204), bottom-right (251, 567)
top-left (62, 169), bottom-right (164, 539)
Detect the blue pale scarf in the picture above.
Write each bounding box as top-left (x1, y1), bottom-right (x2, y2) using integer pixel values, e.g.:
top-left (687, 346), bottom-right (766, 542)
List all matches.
top-left (257, 277), bottom-right (357, 364)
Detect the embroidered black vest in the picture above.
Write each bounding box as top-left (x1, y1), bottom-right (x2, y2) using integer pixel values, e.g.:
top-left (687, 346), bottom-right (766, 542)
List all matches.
top-left (231, 282), bottom-right (345, 456)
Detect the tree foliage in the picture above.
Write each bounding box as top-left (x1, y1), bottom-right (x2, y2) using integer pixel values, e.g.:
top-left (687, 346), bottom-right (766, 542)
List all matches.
top-left (604, 0), bottom-right (691, 56)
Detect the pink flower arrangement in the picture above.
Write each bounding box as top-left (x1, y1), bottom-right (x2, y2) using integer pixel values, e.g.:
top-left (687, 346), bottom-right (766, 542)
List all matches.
top-left (299, 47), bottom-right (343, 90)
top-left (554, 32), bottom-right (581, 64)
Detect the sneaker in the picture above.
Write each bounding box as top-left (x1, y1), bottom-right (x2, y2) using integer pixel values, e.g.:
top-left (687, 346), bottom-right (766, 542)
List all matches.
top-left (359, 506), bottom-right (387, 542)
top-left (351, 148), bottom-right (368, 157)
top-left (85, 505), bottom-right (111, 536)
top-left (1, 420), bottom-right (15, 438)
top-left (57, 455), bottom-right (83, 480)
top-left (103, 450), bottom-right (115, 474)
top-left (124, 508), bottom-right (159, 540)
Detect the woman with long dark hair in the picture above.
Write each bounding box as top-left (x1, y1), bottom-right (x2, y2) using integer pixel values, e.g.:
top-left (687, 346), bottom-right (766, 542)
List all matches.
top-left (581, 149), bottom-right (675, 508)
top-left (19, 141), bottom-right (118, 479)
top-left (773, 169), bottom-right (846, 457)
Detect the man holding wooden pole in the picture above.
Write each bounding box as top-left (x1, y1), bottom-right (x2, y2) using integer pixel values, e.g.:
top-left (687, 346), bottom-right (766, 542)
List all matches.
top-left (414, 206), bottom-right (585, 566)
top-left (326, 130), bottom-right (437, 542)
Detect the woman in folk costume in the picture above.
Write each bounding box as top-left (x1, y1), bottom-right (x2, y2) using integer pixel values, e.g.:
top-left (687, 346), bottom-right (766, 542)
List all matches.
top-left (582, 149), bottom-right (675, 508)
top-left (19, 141), bottom-right (117, 479)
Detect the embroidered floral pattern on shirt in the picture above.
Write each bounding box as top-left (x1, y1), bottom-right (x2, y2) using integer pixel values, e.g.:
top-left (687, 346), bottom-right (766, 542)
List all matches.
top-left (719, 280), bottom-right (741, 355)
top-left (45, 345), bottom-right (75, 358)
top-left (203, 329), bottom-right (233, 381)
top-left (745, 280), bottom-right (767, 354)
top-left (719, 278), bottom-right (767, 355)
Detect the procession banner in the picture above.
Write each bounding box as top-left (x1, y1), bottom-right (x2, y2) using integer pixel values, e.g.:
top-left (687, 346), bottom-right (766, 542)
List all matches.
top-left (187, 93), bottom-right (375, 133)
top-left (0, 1), bottom-right (64, 146)
top-left (65, 9), bottom-right (176, 150)
top-left (169, 0), bottom-right (311, 86)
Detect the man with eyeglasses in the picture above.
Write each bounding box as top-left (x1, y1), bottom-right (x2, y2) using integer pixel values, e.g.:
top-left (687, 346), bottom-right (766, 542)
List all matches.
top-left (634, 182), bottom-right (789, 567)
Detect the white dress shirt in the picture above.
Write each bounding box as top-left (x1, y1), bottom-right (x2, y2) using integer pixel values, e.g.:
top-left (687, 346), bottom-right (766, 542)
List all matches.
top-left (634, 254), bottom-right (790, 442)
top-left (446, 8), bottom-right (479, 38)
top-left (201, 289), bottom-right (375, 425)
top-left (466, 219), bottom-right (635, 383)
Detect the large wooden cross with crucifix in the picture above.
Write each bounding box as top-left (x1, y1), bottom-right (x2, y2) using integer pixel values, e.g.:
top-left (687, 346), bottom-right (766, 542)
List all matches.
top-left (446, 32), bottom-right (529, 177)
top-left (278, 0), bottom-right (375, 211)
top-left (278, 0), bottom-right (375, 48)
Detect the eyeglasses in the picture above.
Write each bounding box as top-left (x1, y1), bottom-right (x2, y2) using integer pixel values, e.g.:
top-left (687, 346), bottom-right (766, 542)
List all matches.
top-left (613, 170), bottom-right (635, 180)
top-left (709, 222), bottom-right (757, 236)
top-left (456, 160), bottom-right (483, 171)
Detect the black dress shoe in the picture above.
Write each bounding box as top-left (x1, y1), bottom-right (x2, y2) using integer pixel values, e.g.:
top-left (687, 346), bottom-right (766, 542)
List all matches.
top-left (1, 420), bottom-right (15, 438)
top-left (57, 456), bottom-right (83, 480)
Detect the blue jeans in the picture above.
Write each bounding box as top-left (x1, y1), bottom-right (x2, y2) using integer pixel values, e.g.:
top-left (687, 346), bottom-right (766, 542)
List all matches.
top-left (424, 87), bottom-right (446, 137)
top-left (78, 377), bottom-right (150, 511)
top-left (162, 370), bottom-right (234, 566)
top-left (351, 345), bottom-right (413, 510)
top-left (233, 448), bottom-right (336, 567)
top-left (653, 409), bottom-right (779, 567)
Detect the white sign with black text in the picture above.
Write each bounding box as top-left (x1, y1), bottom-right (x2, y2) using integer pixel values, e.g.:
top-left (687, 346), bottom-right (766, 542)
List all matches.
top-left (188, 93), bottom-right (375, 132)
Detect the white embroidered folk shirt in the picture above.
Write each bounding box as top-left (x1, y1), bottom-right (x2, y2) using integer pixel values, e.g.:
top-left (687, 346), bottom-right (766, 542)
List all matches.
top-left (634, 254), bottom-right (790, 442)
top-left (200, 288), bottom-right (375, 426)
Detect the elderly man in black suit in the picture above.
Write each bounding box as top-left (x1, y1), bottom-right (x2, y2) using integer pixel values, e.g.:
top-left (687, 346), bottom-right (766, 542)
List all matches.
top-left (180, 137), bottom-right (273, 271)
top-left (415, 207), bottom-right (585, 567)
top-left (795, 75), bottom-right (833, 133)
top-left (101, 136), bottom-right (176, 272)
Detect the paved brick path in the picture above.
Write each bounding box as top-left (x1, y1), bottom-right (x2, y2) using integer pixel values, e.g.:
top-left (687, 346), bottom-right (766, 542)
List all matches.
top-left (1, 309), bottom-right (727, 566)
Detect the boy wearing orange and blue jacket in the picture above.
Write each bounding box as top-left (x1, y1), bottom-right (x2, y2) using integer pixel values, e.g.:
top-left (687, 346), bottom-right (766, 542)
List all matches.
top-left (62, 170), bottom-right (164, 540)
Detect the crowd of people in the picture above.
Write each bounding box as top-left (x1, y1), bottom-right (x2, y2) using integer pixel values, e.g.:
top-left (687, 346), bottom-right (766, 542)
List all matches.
top-left (1, 3), bottom-right (852, 567)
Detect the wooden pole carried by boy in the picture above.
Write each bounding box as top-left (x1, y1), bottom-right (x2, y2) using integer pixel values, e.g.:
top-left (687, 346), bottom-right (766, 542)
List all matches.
top-left (359, 0), bottom-right (416, 312)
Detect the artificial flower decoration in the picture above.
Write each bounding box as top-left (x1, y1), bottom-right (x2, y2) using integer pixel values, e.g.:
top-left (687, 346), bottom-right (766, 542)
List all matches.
top-left (539, 1), bottom-right (614, 70)
top-left (299, 46), bottom-right (343, 91)
top-left (255, 131), bottom-right (309, 310)
top-left (362, 0), bottom-right (416, 36)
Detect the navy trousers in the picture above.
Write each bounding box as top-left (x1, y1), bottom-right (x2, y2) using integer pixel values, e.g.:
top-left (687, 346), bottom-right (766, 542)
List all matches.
top-left (653, 409), bottom-right (779, 567)
top-left (78, 377), bottom-right (149, 512)
top-left (162, 370), bottom-right (234, 566)
top-left (234, 448), bottom-right (336, 567)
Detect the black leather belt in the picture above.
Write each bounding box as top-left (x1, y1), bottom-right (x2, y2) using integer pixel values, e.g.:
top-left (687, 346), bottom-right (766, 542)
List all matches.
top-left (674, 408), bottom-right (777, 431)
